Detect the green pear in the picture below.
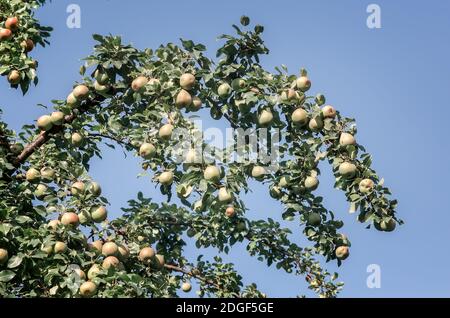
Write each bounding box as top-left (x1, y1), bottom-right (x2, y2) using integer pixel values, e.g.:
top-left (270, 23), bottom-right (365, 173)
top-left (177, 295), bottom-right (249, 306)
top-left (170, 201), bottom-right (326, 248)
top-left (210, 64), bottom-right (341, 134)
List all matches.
top-left (139, 143), bottom-right (156, 159)
top-left (258, 109), bottom-right (273, 126)
top-left (26, 168), bottom-right (40, 182)
top-left (335, 246), bottom-right (350, 260)
top-left (176, 89), bottom-right (192, 108)
top-left (37, 115), bottom-right (53, 131)
top-left (90, 206), bottom-right (107, 223)
top-left (359, 179), bottom-right (374, 193)
top-left (50, 111), bottom-right (65, 126)
top-left (291, 108), bottom-right (308, 126)
top-left (218, 187), bottom-right (233, 203)
top-left (0, 248), bottom-right (8, 264)
top-left (158, 171), bottom-right (174, 186)
top-left (180, 73), bottom-right (196, 90)
top-left (304, 176), bottom-right (319, 191)
top-left (217, 83), bottom-right (232, 99)
top-left (338, 162), bottom-right (357, 179)
top-left (203, 165), bottom-right (220, 182)
top-left (159, 124), bottom-right (174, 140)
top-left (131, 76), bottom-right (148, 92)
top-left (339, 133), bottom-right (356, 146)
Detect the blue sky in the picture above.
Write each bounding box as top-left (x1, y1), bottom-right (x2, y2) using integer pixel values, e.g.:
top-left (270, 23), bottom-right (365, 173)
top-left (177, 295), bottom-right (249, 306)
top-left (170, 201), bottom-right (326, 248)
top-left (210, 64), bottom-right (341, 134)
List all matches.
top-left (2, 0), bottom-right (450, 297)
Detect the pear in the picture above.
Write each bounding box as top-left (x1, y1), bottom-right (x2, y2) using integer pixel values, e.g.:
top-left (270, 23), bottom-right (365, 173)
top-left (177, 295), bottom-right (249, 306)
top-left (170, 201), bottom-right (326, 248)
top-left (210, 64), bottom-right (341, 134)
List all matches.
top-left (322, 105), bottom-right (336, 119)
top-left (296, 76), bottom-right (311, 92)
top-left (87, 264), bottom-right (101, 280)
top-left (307, 213), bottom-right (321, 226)
top-left (291, 108), bottom-right (308, 126)
top-left (8, 70), bottom-right (21, 85)
top-left (339, 133), bottom-right (356, 146)
top-left (26, 168), bottom-right (40, 182)
top-left (131, 76), bottom-right (148, 92)
top-left (158, 171), bottom-right (174, 186)
top-left (102, 242), bottom-right (118, 257)
top-left (102, 256), bottom-right (120, 269)
top-left (94, 69), bottom-right (109, 85)
top-left (139, 247), bottom-right (155, 262)
top-left (0, 248), bottom-right (9, 264)
top-left (117, 244), bottom-right (130, 261)
top-left (377, 219), bottom-right (396, 232)
top-left (40, 167), bottom-right (55, 182)
top-left (54, 241), bottom-right (67, 254)
top-left (203, 165), bottom-right (220, 182)
top-left (225, 206), bottom-right (236, 218)
top-left (154, 254), bottom-right (165, 269)
top-left (71, 132), bottom-right (84, 147)
top-left (88, 182), bottom-right (102, 197)
top-left (79, 281), bottom-right (97, 297)
top-left (66, 93), bottom-right (79, 106)
top-left (71, 181), bottom-right (85, 196)
top-left (190, 96), bottom-right (202, 111)
top-left (335, 246), bottom-right (350, 260)
top-left (218, 187), bottom-right (233, 203)
top-left (139, 143), bottom-right (156, 159)
top-left (359, 179), bottom-right (375, 193)
top-left (50, 111), bottom-right (65, 126)
top-left (280, 88), bottom-right (297, 102)
top-left (251, 166), bottom-right (266, 180)
top-left (217, 83), bottom-right (232, 99)
top-left (180, 73), bottom-right (196, 90)
top-left (304, 176), bottom-right (319, 191)
top-left (89, 241), bottom-right (103, 253)
top-left (78, 211), bottom-right (91, 224)
top-left (175, 89), bottom-right (192, 108)
top-left (181, 282), bottom-right (192, 292)
top-left (72, 85), bottom-right (89, 100)
top-left (231, 78), bottom-right (246, 91)
top-left (258, 109), bottom-right (273, 126)
top-left (308, 117), bottom-right (323, 132)
top-left (94, 81), bottom-right (109, 93)
top-left (159, 124), bottom-right (174, 140)
top-left (61, 212), bottom-right (79, 227)
top-left (338, 162), bottom-right (357, 179)
top-left (269, 186), bottom-right (282, 199)
top-left (37, 115), bottom-right (53, 131)
top-left (90, 206), bottom-right (107, 223)
top-left (47, 219), bottom-right (61, 231)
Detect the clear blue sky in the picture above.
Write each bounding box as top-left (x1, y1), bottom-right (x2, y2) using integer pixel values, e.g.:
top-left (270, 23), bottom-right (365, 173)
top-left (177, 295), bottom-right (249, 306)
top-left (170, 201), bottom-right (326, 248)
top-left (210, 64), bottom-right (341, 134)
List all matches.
top-left (2, 0), bottom-right (450, 297)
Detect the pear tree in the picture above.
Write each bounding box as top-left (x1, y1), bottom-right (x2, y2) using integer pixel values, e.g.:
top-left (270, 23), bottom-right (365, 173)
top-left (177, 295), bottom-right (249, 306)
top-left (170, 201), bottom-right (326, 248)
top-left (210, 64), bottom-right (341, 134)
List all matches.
top-left (0, 12), bottom-right (401, 298)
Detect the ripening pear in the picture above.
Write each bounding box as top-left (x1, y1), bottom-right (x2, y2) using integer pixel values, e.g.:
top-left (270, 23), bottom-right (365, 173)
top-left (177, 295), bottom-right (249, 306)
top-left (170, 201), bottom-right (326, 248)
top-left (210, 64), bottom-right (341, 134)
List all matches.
top-left (296, 76), bottom-right (311, 92)
top-left (88, 182), bottom-right (102, 197)
top-left (180, 73), bottom-right (196, 90)
top-left (131, 76), bottom-right (148, 92)
top-left (0, 248), bottom-right (8, 265)
top-left (50, 111), bottom-right (65, 126)
top-left (78, 211), bottom-right (91, 224)
top-left (117, 244), bottom-right (130, 261)
top-left (90, 240), bottom-right (103, 253)
top-left (37, 115), bottom-right (53, 131)
top-left (251, 166), bottom-right (266, 180)
top-left (5, 17), bottom-right (20, 31)
top-left (40, 167), bottom-right (55, 182)
top-left (158, 171), bottom-right (174, 186)
top-left (291, 108), bottom-right (308, 126)
top-left (79, 281), bottom-right (97, 297)
top-left (217, 83), bottom-right (232, 99)
top-left (190, 96), bottom-right (202, 111)
top-left (376, 219), bottom-right (396, 232)
top-left (322, 105), bottom-right (336, 119)
top-left (94, 81), bottom-right (109, 93)
top-left (102, 242), bottom-right (118, 257)
top-left (71, 132), bottom-right (84, 147)
top-left (72, 85), bottom-right (89, 100)
top-left (139, 143), bottom-right (156, 159)
top-left (139, 247), bottom-right (155, 262)
top-left (280, 88), bottom-right (297, 102)
top-left (181, 282), bottom-right (192, 292)
top-left (258, 109), bottom-right (273, 126)
top-left (339, 133), bottom-right (356, 146)
top-left (231, 78), bottom-right (246, 91)
top-left (308, 117), bottom-right (323, 132)
top-left (74, 268), bottom-right (86, 280)
top-left (87, 264), bottom-right (101, 280)
top-left (66, 93), bottom-right (79, 106)
top-left (90, 206), bottom-right (107, 223)
top-left (0, 28), bottom-right (12, 41)
top-left (176, 89), bottom-right (192, 108)
top-left (61, 212), bottom-right (79, 227)
top-left (307, 213), bottom-right (321, 226)
top-left (94, 69), bottom-right (109, 85)
top-left (359, 179), bottom-right (375, 193)
top-left (335, 246), bottom-right (350, 260)
top-left (40, 245), bottom-right (53, 255)
top-left (102, 256), bottom-right (120, 269)
top-left (47, 219), bottom-right (60, 231)
top-left (304, 176), bottom-right (319, 191)
top-left (26, 167), bottom-right (40, 182)
top-left (203, 165), bottom-right (220, 182)
top-left (159, 124), bottom-right (174, 140)
top-left (7, 70), bottom-right (21, 85)
top-left (218, 187), bottom-right (233, 203)
top-left (338, 162), bottom-right (357, 179)
top-left (71, 181), bottom-right (85, 196)
top-left (54, 241), bottom-right (67, 254)
top-left (225, 206), bottom-right (236, 218)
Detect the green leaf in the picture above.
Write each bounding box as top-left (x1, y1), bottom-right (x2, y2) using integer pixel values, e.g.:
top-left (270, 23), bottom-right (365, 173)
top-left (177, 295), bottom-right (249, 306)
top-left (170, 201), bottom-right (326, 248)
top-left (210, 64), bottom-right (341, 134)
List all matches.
top-left (0, 270), bottom-right (16, 282)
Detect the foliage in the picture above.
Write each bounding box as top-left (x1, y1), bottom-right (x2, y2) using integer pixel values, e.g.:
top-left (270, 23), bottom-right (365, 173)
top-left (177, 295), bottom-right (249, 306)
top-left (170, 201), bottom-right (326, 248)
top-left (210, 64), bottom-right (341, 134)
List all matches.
top-left (0, 0), bottom-right (52, 94)
top-left (0, 13), bottom-right (401, 298)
